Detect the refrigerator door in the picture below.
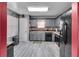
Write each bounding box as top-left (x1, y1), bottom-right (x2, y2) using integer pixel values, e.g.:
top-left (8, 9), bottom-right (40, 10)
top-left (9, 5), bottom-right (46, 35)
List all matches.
top-left (60, 22), bottom-right (67, 57)
top-left (60, 19), bottom-right (71, 57)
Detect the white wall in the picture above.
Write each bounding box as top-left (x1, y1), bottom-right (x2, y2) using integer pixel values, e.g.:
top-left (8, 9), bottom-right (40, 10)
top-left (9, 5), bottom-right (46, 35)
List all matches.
top-left (19, 15), bottom-right (29, 42)
top-left (7, 2), bottom-right (20, 14)
top-left (7, 14), bottom-right (18, 41)
top-left (7, 2), bottom-right (30, 42)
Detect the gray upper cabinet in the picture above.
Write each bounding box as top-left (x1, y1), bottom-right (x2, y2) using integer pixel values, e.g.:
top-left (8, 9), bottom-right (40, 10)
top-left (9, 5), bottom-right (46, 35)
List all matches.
top-left (29, 31), bottom-right (33, 40)
top-left (30, 20), bottom-right (37, 27)
top-left (45, 20), bottom-right (55, 27)
top-left (50, 20), bottom-right (55, 27)
top-left (54, 19), bottom-right (60, 28)
top-left (30, 18), bottom-right (56, 27)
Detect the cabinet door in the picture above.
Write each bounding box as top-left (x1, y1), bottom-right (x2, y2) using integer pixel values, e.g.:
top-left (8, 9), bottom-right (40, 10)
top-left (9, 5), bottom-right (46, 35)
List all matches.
top-left (34, 31), bottom-right (38, 40)
top-left (33, 31), bottom-right (36, 40)
top-left (45, 20), bottom-right (49, 27)
top-left (45, 20), bottom-right (55, 27)
top-left (30, 31), bottom-right (45, 41)
top-left (39, 31), bottom-right (42, 41)
top-left (41, 31), bottom-right (45, 41)
top-left (30, 31), bottom-right (37, 41)
top-left (30, 31), bottom-right (33, 40)
top-left (38, 31), bottom-right (42, 41)
top-left (37, 31), bottom-right (45, 41)
top-left (54, 19), bottom-right (60, 27)
top-left (30, 20), bottom-right (37, 27)
top-left (50, 20), bottom-right (55, 27)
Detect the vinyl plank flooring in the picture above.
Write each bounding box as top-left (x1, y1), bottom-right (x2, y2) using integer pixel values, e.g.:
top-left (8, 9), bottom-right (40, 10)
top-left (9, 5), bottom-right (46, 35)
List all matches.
top-left (14, 41), bottom-right (60, 57)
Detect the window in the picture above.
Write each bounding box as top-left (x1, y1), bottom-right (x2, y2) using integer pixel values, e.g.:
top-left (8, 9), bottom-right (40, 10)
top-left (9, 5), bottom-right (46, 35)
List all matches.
top-left (37, 20), bottom-right (45, 28)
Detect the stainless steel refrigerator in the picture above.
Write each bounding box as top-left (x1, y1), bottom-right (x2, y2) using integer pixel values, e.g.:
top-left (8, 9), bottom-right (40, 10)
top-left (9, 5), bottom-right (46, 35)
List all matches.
top-left (60, 14), bottom-right (71, 57)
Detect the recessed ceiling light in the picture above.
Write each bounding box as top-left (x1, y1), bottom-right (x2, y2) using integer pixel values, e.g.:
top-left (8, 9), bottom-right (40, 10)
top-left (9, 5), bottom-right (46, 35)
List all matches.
top-left (28, 7), bottom-right (48, 12)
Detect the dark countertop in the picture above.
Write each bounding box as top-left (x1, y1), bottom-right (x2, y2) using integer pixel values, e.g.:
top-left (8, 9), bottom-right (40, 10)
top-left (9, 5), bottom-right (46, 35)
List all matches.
top-left (53, 32), bottom-right (60, 35)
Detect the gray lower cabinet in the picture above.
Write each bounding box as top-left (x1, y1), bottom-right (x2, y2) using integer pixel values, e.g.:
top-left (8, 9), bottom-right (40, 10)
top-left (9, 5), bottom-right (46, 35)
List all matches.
top-left (29, 31), bottom-right (33, 41)
top-left (37, 31), bottom-right (45, 41)
top-left (30, 20), bottom-right (37, 27)
top-left (30, 31), bottom-right (45, 41)
top-left (54, 19), bottom-right (60, 27)
top-left (30, 31), bottom-right (37, 41)
top-left (45, 20), bottom-right (55, 27)
top-left (30, 31), bottom-right (55, 41)
top-left (7, 44), bottom-right (14, 57)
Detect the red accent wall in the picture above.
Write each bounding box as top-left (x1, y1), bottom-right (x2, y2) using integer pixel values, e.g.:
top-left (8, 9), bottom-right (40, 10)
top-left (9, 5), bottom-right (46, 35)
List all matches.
top-left (72, 2), bottom-right (79, 57)
top-left (0, 2), bottom-right (7, 57)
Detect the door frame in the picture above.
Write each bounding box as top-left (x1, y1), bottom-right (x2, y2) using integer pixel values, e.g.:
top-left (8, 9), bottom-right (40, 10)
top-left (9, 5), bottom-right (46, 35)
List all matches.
top-left (0, 2), bottom-right (79, 57)
top-left (0, 2), bottom-right (7, 57)
top-left (72, 2), bottom-right (79, 57)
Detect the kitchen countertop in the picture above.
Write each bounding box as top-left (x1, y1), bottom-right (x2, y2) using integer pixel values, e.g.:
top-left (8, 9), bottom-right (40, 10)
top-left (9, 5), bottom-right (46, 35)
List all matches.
top-left (54, 32), bottom-right (62, 38)
top-left (53, 32), bottom-right (60, 35)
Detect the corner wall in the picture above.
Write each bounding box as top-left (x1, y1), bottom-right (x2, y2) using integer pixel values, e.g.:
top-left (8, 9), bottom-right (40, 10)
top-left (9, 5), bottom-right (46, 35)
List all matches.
top-left (19, 15), bottom-right (29, 42)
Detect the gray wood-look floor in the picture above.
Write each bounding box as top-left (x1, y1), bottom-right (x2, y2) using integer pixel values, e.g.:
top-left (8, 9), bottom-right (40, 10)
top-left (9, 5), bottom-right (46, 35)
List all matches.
top-left (14, 41), bottom-right (60, 57)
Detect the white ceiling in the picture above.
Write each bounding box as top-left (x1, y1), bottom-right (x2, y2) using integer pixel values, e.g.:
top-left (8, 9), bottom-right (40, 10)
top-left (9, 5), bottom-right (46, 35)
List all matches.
top-left (8, 2), bottom-right (71, 18)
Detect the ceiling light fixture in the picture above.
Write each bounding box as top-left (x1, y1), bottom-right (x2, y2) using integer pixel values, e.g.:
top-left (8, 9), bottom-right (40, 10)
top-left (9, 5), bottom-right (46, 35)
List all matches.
top-left (28, 7), bottom-right (48, 12)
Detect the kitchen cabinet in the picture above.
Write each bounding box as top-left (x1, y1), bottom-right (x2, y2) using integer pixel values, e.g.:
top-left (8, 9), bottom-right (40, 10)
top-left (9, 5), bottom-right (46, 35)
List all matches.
top-left (45, 20), bottom-right (55, 27)
top-left (30, 20), bottom-right (37, 27)
top-left (29, 31), bottom-right (45, 41)
top-left (30, 31), bottom-right (34, 41)
top-left (30, 31), bottom-right (56, 41)
top-left (37, 31), bottom-right (45, 41)
top-left (30, 19), bottom-right (56, 27)
top-left (34, 31), bottom-right (38, 40)
top-left (30, 31), bottom-right (37, 41)
top-left (54, 19), bottom-right (60, 28)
